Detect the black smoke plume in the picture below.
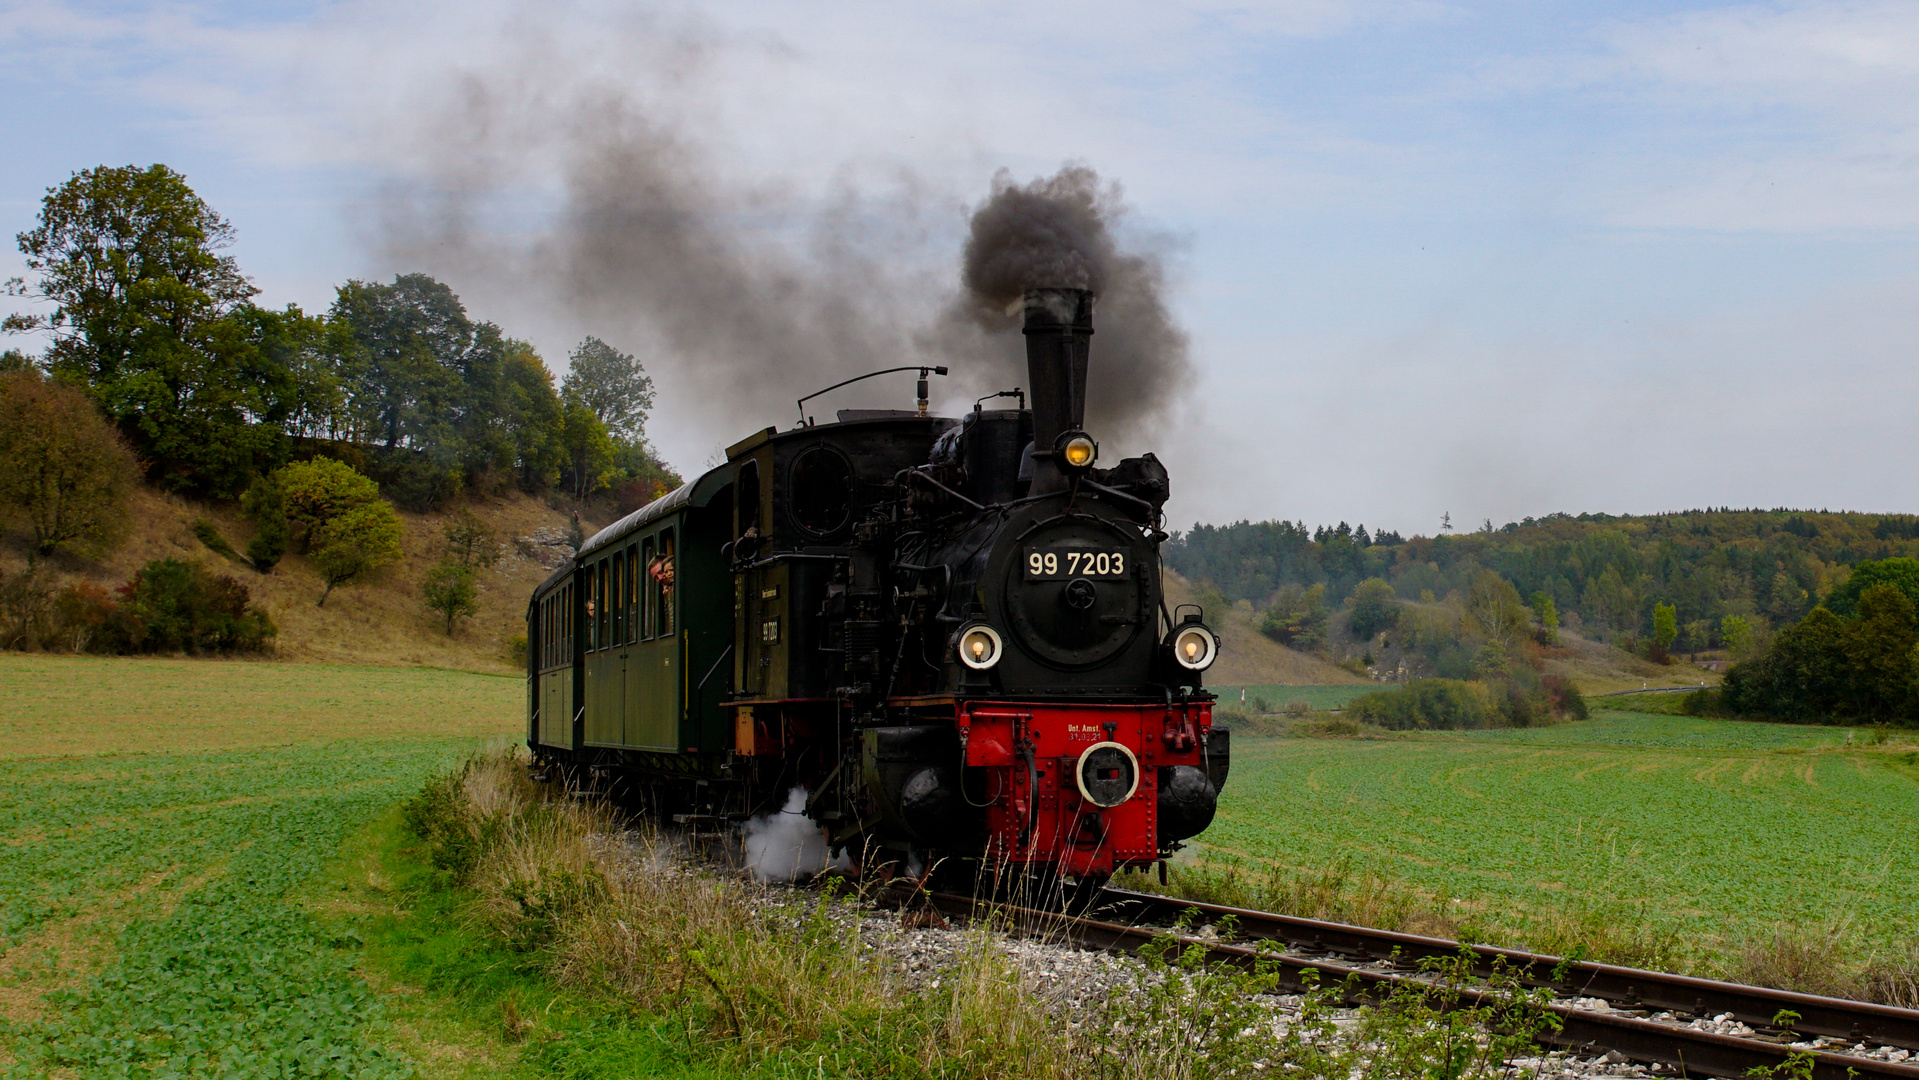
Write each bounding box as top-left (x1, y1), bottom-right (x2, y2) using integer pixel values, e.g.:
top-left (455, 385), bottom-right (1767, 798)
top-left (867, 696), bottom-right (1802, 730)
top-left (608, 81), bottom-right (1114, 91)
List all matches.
top-left (367, 19), bottom-right (1189, 450)
top-left (947, 166), bottom-right (1192, 438)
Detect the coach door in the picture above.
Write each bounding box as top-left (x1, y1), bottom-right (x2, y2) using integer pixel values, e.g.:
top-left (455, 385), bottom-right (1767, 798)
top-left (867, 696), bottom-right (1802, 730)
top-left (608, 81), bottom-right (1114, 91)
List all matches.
top-left (583, 558), bottom-right (619, 746)
top-left (536, 585), bottom-right (575, 749)
top-left (626, 526), bottom-right (682, 750)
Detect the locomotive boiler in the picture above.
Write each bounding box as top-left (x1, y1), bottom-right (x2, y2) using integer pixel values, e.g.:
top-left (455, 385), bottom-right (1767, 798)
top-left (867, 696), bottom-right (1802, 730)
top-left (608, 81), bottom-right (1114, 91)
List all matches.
top-left (526, 287), bottom-right (1227, 885)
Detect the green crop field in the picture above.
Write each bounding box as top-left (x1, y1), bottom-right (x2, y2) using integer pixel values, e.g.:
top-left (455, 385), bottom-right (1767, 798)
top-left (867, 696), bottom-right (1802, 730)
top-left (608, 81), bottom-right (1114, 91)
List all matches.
top-left (1195, 708), bottom-right (1919, 967)
top-left (0, 655), bottom-right (522, 1077)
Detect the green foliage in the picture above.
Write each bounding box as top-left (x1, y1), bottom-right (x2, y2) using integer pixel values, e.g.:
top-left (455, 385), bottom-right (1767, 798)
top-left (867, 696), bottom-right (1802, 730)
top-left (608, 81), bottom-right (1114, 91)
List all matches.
top-left (441, 507), bottom-right (500, 569)
top-left (1166, 509), bottom-right (1919, 648)
top-left (1651, 601), bottom-right (1678, 662)
top-left (1724, 583), bottom-right (1919, 724)
top-left (1347, 577), bottom-right (1399, 639)
top-left (1722, 613), bottom-right (1755, 657)
top-left (0, 372), bottom-right (138, 554)
top-left (5, 165), bottom-right (342, 495)
top-left (1354, 951), bottom-right (1560, 1080)
top-left (1463, 570), bottom-right (1528, 649)
top-left (105, 558), bottom-right (277, 653)
top-left (1827, 557), bottom-right (1919, 617)
top-left (189, 517), bottom-right (246, 565)
top-left (8, 166), bottom-right (672, 503)
top-left (278, 456), bottom-right (382, 550)
top-left (420, 558), bottom-right (479, 635)
top-left (1530, 591), bottom-right (1559, 644)
top-left (327, 276), bottom-right (578, 508)
top-left (240, 472), bottom-right (288, 571)
top-left (1259, 582), bottom-right (1327, 648)
top-left (562, 336), bottom-right (655, 444)
top-left (1348, 679), bottom-right (1495, 730)
top-left (312, 501), bottom-right (404, 606)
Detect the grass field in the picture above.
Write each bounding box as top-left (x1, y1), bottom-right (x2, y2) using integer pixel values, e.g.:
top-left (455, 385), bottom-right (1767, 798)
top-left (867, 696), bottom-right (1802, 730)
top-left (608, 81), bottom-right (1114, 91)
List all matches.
top-left (1191, 708), bottom-right (1919, 971)
top-left (0, 655), bottom-right (523, 1077)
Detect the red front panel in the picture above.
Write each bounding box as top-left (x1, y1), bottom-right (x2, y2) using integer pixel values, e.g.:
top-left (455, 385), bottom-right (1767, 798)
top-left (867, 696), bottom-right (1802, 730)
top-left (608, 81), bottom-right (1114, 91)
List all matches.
top-left (956, 699), bottom-right (1214, 878)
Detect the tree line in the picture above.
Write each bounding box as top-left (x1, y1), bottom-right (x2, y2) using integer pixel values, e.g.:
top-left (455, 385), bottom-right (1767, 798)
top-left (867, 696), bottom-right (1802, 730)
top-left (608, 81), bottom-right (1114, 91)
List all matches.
top-left (1170, 508), bottom-right (1919, 655)
top-left (3, 163), bottom-right (678, 510)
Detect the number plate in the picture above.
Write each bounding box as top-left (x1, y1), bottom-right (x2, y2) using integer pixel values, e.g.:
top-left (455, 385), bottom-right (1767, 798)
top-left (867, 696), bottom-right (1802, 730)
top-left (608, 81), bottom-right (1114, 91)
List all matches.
top-left (1025, 549), bottom-right (1127, 579)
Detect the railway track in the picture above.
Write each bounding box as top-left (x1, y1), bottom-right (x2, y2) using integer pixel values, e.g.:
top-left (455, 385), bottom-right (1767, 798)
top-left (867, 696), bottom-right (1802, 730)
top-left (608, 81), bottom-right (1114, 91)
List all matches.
top-left (922, 887), bottom-right (1919, 1080)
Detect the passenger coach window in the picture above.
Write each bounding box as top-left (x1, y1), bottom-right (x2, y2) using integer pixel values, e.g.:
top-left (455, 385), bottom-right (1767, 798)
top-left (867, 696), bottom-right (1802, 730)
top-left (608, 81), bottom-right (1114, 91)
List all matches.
top-left (611, 557), bottom-right (624, 645)
top-left (640, 538), bottom-right (656, 639)
top-left (626, 545), bottom-right (639, 644)
top-left (654, 528), bottom-right (676, 636)
top-left (597, 562), bottom-right (610, 649)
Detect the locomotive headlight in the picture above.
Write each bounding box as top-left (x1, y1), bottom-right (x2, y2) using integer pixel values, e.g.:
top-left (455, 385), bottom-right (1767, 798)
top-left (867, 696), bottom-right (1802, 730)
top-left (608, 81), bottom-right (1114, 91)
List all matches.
top-left (1055, 430), bottom-right (1098, 473)
top-left (1172, 624), bottom-right (1218, 671)
top-left (958, 623), bottom-right (1004, 670)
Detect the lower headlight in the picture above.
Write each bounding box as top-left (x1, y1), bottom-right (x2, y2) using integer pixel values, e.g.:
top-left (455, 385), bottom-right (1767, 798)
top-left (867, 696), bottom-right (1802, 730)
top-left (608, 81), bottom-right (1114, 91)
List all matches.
top-left (1172, 624), bottom-right (1218, 671)
top-left (958, 623), bottom-right (1003, 670)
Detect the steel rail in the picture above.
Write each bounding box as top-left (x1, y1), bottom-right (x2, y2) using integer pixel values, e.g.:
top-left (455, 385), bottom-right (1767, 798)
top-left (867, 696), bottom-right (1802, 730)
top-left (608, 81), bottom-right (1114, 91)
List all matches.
top-left (926, 891), bottom-right (1919, 1080)
top-left (1096, 888), bottom-right (1919, 1054)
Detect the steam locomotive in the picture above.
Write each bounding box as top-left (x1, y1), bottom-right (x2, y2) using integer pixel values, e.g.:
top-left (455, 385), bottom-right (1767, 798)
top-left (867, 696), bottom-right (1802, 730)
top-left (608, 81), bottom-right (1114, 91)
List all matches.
top-left (525, 287), bottom-right (1227, 884)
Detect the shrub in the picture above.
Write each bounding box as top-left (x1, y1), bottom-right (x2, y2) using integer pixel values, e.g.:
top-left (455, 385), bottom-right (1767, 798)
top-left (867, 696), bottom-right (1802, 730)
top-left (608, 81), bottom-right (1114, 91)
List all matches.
top-left (103, 558), bottom-right (276, 654)
top-left (0, 372), bottom-right (138, 555)
top-left (1347, 679), bottom-right (1496, 730)
top-left (1260, 582), bottom-right (1327, 648)
top-left (420, 558), bottom-right (478, 635)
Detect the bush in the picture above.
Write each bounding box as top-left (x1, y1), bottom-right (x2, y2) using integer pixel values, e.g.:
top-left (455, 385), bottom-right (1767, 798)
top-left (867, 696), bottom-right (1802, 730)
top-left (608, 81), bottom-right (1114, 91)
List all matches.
top-left (103, 559), bottom-right (276, 654)
top-left (1348, 679), bottom-right (1496, 730)
top-left (1260, 582), bottom-right (1327, 648)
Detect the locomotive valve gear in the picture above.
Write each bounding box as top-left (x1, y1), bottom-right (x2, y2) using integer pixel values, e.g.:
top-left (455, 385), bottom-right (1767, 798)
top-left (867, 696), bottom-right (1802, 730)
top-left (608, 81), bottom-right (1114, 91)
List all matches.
top-left (958, 624), bottom-right (1003, 670)
top-left (1173, 624), bottom-right (1218, 671)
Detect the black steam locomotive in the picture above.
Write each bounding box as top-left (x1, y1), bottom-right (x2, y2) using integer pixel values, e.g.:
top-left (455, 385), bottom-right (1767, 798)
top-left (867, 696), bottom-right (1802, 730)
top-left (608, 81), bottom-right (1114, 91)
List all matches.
top-left (526, 287), bottom-right (1227, 883)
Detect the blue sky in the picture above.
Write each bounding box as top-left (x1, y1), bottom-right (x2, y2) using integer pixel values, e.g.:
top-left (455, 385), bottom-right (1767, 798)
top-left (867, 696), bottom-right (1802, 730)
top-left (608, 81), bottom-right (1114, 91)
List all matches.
top-left (5, 0), bottom-right (1918, 535)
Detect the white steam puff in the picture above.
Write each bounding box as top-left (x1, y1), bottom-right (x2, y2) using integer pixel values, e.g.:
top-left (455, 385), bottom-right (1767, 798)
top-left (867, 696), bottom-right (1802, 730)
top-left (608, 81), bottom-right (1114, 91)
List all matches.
top-left (742, 786), bottom-right (832, 884)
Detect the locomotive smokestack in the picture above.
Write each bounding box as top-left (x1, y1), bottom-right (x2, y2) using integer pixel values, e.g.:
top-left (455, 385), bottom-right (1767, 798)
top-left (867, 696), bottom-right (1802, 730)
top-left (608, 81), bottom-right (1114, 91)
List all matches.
top-left (1022, 288), bottom-right (1094, 494)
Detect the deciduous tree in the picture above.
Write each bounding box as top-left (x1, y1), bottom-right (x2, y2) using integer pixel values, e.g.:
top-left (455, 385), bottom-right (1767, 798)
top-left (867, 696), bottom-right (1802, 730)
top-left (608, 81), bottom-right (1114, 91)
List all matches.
top-left (312, 501), bottom-right (403, 606)
top-left (420, 559), bottom-right (478, 635)
top-left (562, 336), bottom-right (654, 444)
top-left (0, 372), bottom-right (138, 554)
top-left (1650, 602), bottom-right (1678, 663)
top-left (1347, 578), bottom-right (1399, 639)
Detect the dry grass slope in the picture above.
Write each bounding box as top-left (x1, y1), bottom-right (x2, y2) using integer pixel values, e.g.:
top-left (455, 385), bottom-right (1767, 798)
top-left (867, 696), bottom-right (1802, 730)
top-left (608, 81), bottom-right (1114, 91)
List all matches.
top-left (3, 485), bottom-right (605, 672)
top-left (1161, 569), bottom-right (1366, 686)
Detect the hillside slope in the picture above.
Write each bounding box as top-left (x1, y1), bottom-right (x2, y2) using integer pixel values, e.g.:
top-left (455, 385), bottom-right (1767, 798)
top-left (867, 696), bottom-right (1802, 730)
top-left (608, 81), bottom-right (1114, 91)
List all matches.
top-left (7, 486), bottom-right (603, 672)
top-left (1162, 569), bottom-right (1366, 686)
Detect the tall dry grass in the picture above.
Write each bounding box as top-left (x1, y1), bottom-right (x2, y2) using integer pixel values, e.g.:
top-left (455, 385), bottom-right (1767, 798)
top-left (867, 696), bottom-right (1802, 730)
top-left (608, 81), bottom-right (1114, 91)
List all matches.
top-left (409, 750), bottom-right (1095, 1077)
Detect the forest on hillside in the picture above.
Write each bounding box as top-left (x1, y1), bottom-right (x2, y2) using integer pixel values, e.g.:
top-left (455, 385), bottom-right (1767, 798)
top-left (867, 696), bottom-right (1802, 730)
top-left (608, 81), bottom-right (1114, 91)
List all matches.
top-left (2, 164), bottom-right (679, 515)
top-left (1167, 510), bottom-right (1919, 652)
